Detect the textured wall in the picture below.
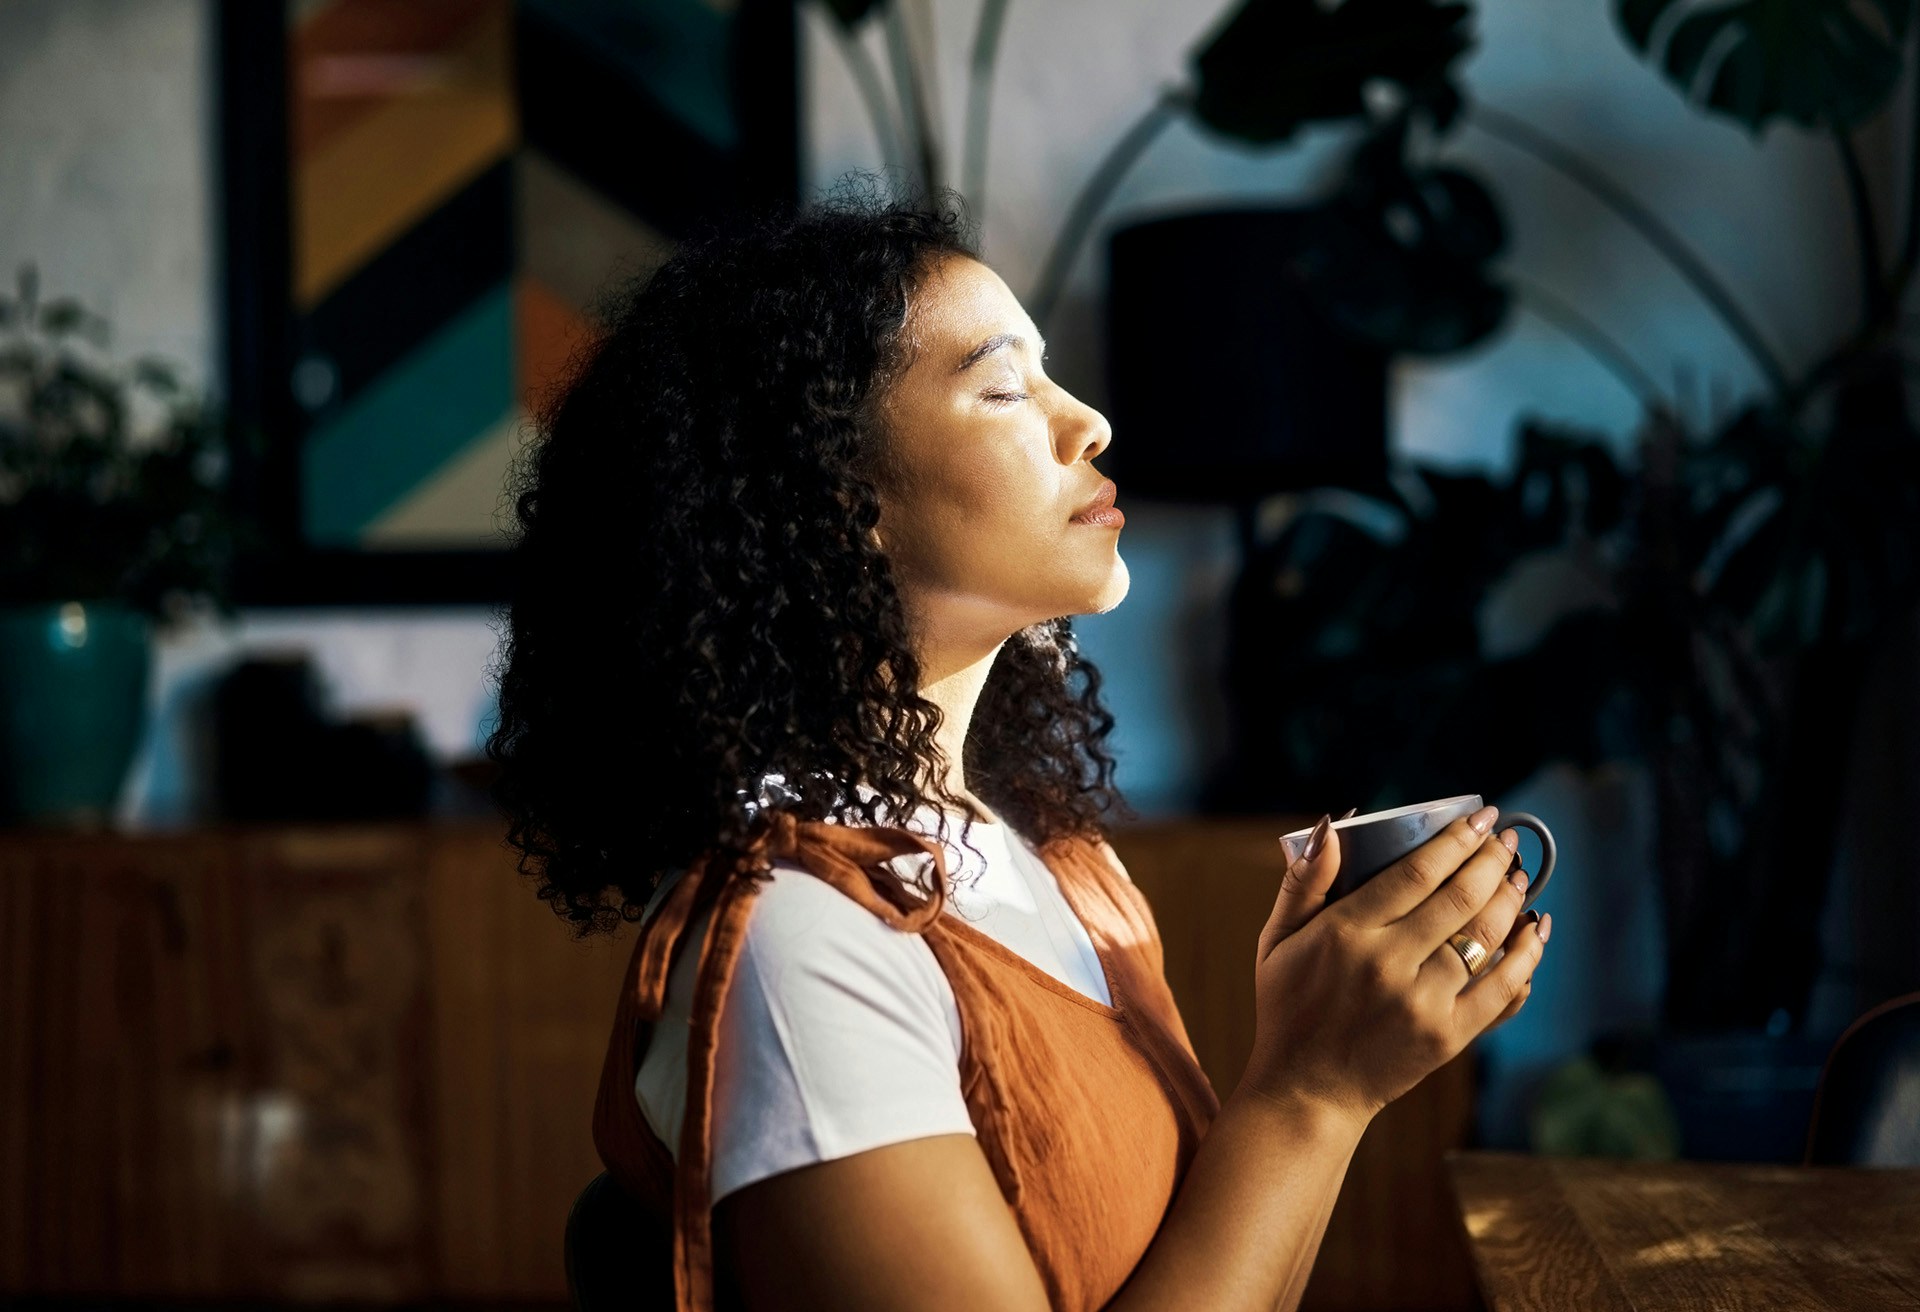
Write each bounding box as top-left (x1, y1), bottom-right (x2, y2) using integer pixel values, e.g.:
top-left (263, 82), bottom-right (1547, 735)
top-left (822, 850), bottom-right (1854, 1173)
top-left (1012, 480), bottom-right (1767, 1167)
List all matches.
top-left (0, 0), bottom-right (218, 381)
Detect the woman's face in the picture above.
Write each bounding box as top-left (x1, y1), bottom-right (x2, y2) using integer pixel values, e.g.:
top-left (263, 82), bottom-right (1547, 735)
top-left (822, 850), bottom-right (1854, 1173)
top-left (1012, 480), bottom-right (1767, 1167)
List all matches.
top-left (871, 254), bottom-right (1128, 659)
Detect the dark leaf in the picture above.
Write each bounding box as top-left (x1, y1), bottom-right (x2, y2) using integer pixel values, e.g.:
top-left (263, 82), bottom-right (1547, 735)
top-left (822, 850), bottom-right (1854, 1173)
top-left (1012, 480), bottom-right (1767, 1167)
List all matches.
top-left (1423, 77), bottom-right (1465, 131)
top-left (1419, 167), bottom-right (1507, 265)
top-left (1513, 420), bottom-right (1631, 539)
top-left (1276, 121), bottom-right (1510, 353)
top-left (1611, 0), bottom-right (1912, 132)
top-left (133, 357), bottom-right (181, 395)
top-left (817, 0), bottom-right (883, 27)
top-left (1703, 492), bottom-right (1795, 626)
top-left (1617, 0), bottom-right (1671, 47)
top-left (1191, 0), bottom-right (1474, 145)
top-left (38, 299), bottom-right (86, 336)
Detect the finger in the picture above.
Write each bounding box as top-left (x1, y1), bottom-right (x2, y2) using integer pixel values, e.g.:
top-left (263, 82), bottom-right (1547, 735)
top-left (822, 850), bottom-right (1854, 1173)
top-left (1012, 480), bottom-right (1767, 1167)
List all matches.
top-left (1485, 977), bottom-right (1531, 1031)
top-left (1339, 805), bottom-right (1500, 925)
top-left (1454, 909), bottom-right (1549, 1038)
top-left (1417, 859), bottom-right (1529, 990)
top-left (1277, 807), bottom-right (1356, 868)
top-left (1436, 898), bottom-right (1536, 991)
top-left (1269, 806), bottom-right (1358, 941)
top-left (1397, 827), bottom-right (1526, 962)
top-left (1467, 908), bottom-right (1540, 1026)
top-left (1479, 897), bottom-right (1542, 970)
top-left (1261, 814), bottom-right (1347, 956)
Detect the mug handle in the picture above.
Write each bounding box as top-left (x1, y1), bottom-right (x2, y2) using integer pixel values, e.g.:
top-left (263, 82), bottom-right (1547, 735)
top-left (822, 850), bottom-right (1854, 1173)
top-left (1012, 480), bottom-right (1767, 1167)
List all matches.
top-left (1499, 811), bottom-right (1556, 910)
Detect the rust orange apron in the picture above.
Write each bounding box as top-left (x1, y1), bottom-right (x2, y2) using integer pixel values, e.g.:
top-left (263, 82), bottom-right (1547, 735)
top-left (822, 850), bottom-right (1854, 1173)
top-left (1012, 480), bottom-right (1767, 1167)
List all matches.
top-left (591, 810), bottom-right (1220, 1310)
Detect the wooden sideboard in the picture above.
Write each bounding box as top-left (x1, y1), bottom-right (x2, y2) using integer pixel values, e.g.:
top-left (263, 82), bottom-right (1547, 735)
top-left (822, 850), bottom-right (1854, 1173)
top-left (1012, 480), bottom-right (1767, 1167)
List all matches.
top-left (1, 816), bottom-right (1476, 1309)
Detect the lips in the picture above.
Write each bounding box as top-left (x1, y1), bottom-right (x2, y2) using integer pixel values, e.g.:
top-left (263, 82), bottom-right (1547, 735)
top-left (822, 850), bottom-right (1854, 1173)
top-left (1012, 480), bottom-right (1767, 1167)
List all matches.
top-left (1071, 478), bottom-right (1118, 520)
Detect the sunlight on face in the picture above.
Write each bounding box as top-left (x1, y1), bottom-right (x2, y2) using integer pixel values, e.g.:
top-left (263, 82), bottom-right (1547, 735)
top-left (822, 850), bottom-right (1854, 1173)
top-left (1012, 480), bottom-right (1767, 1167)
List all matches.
top-left (871, 254), bottom-right (1128, 658)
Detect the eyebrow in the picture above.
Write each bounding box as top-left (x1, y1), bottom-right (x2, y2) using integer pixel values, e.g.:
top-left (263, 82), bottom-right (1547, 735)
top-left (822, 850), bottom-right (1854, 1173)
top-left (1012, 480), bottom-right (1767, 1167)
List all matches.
top-left (954, 331), bottom-right (1048, 373)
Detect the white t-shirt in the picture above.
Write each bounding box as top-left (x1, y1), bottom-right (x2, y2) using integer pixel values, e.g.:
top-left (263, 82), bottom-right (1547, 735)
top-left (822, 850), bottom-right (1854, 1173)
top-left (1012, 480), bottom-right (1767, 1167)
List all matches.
top-left (633, 784), bottom-right (1113, 1205)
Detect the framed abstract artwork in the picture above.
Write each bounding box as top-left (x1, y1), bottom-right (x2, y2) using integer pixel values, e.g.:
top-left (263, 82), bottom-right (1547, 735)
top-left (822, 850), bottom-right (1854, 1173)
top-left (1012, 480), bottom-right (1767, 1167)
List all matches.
top-left (219, 0), bottom-right (798, 605)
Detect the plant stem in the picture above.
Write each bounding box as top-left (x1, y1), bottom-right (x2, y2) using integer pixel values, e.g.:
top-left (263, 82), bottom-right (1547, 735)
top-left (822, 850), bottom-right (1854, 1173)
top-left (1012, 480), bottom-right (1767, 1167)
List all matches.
top-left (884, 1), bottom-right (942, 193)
top-left (1833, 125), bottom-right (1887, 330)
top-left (962, 0), bottom-right (1012, 219)
top-left (822, 5), bottom-right (910, 179)
top-left (1506, 274), bottom-right (1668, 408)
top-left (1027, 87), bottom-right (1188, 333)
top-left (1463, 101), bottom-right (1792, 402)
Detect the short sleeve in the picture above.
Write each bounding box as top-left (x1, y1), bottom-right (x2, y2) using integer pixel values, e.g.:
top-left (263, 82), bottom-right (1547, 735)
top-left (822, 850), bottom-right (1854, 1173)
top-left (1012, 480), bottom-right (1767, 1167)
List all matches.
top-left (635, 859), bottom-right (975, 1206)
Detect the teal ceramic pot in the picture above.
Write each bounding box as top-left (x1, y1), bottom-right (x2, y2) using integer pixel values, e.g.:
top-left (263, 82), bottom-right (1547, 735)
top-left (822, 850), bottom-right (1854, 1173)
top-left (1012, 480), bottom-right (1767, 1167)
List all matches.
top-left (0, 601), bottom-right (153, 827)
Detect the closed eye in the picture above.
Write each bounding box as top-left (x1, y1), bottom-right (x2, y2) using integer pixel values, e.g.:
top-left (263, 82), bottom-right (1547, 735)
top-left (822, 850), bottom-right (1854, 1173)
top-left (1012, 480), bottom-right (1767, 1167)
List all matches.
top-left (981, 347), bottom-right (1044, 407)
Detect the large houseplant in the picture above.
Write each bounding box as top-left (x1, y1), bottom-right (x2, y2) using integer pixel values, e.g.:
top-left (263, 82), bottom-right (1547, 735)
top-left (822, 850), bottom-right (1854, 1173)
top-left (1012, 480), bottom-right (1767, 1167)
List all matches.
top-left (1203, 0), bottom-right (1920, 1163)
top-left (0, 267), bottom-right (252, 825)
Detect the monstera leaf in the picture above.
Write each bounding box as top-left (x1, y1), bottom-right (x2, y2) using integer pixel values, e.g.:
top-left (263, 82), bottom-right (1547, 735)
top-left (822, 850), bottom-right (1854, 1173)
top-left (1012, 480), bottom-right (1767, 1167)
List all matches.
top-left (1614, 0), bottom-right (1914, 132)
top-left (1192, 0), bottom-right (1474, 145)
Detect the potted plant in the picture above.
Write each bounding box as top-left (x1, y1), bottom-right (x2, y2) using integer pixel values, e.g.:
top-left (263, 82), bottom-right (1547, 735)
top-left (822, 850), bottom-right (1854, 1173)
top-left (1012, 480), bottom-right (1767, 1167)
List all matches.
top-left (1205, 0), bottom-right (1920, 1156)
top-left (0, 267), bottom-right (255, 827)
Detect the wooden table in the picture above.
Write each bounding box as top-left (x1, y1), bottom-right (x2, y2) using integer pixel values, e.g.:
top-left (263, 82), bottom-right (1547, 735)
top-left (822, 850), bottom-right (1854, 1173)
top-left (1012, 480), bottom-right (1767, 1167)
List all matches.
top-left (1447, 1150), bottom-right (1920, 1311)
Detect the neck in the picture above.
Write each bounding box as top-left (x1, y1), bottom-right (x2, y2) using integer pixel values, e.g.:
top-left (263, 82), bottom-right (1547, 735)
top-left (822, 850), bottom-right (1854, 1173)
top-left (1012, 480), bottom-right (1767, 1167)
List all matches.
top-left (916, 627), bottom-right (1008, 820)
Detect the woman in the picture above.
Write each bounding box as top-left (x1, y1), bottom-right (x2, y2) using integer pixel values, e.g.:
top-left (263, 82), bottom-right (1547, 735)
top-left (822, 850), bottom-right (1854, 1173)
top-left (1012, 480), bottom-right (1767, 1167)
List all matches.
top-left (487, 179), bottom-right (1549, 1311)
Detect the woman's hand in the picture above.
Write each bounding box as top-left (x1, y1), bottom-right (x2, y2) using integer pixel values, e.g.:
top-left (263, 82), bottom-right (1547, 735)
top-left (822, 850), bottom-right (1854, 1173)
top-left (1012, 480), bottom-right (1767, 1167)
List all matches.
top-left (1241, 806), bottom-right (1550, 1128)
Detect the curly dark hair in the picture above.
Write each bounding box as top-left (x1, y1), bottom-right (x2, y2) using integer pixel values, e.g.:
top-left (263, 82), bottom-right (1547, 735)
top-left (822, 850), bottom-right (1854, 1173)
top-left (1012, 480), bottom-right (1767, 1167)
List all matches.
top-left (485, 176), bottom-right (1137, 936)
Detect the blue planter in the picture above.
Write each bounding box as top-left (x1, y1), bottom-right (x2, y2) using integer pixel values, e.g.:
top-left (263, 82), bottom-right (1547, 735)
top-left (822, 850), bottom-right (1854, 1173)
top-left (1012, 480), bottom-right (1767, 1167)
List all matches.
top-left (0, 601), bottom-right (152, 827)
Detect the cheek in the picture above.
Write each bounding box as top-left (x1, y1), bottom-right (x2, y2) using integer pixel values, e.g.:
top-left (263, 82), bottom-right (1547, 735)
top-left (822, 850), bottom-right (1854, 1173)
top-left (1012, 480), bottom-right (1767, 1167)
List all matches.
top-left (888, 461), bottom-right (1060, 580)
top-left (964, 454), bottom-right (1063, 545)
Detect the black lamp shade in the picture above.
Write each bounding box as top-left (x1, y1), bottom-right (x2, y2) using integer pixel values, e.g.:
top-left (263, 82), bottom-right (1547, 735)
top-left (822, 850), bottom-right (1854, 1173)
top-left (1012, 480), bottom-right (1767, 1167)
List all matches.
top-left (1104, 207), bottom-right (1390, 503)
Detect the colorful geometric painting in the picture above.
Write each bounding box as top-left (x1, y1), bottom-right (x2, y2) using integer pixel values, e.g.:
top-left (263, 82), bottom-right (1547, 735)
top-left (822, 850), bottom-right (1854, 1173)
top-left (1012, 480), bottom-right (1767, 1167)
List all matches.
top-left (222, 0), bottom-right (796, 596)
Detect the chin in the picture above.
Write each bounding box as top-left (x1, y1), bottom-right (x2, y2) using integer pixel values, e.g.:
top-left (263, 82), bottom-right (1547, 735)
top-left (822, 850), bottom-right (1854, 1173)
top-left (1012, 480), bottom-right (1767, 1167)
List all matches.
top-left (1079, 555), bottom-right (1130, 615)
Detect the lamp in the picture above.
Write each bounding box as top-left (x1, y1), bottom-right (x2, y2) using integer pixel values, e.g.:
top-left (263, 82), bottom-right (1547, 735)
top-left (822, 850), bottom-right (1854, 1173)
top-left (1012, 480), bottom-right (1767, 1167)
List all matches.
top-left (1103, 207), bottom-right (1392, 542)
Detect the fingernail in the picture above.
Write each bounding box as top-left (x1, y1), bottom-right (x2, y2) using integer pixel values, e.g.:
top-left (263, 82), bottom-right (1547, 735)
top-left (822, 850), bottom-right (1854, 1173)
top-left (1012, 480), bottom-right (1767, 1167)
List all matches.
top-left (1500, 827), bottom-right (1518, 853)
top-left (1304, 813), bottom-right (1332, 862)
top-left (1337, 807), bottom-right (1358, 820)
top-left (1510, 868), bottom-right (1529, 892)
top-left (1539, 911), bottom-right (1553, 943)
top-left (1469, 805), bottom-right (1497, 834)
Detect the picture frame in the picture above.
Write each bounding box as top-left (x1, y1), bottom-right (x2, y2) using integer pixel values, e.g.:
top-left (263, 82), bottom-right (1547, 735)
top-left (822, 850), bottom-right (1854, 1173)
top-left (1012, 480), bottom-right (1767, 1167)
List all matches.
top-left (218, 0), bottom-right (799, 606)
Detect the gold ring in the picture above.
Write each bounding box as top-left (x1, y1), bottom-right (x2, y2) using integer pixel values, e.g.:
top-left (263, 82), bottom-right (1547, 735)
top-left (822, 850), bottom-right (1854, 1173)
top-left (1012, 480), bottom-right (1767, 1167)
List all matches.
top-left (1446, 931), bottom-right (1490, 977)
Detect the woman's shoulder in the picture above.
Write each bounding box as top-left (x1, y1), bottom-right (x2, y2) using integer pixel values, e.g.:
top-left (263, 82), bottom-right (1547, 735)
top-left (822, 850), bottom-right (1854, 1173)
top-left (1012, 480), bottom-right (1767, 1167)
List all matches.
top-left (736, 857), bottom-right (951, 999)
top-left (647, 854), bottom-right (950, 991)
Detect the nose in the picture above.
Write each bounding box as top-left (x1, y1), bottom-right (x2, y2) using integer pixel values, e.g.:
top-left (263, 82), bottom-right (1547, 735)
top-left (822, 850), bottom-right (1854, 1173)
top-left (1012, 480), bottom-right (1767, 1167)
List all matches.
top-left (1059, 394), bottom-right (1111, 465)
